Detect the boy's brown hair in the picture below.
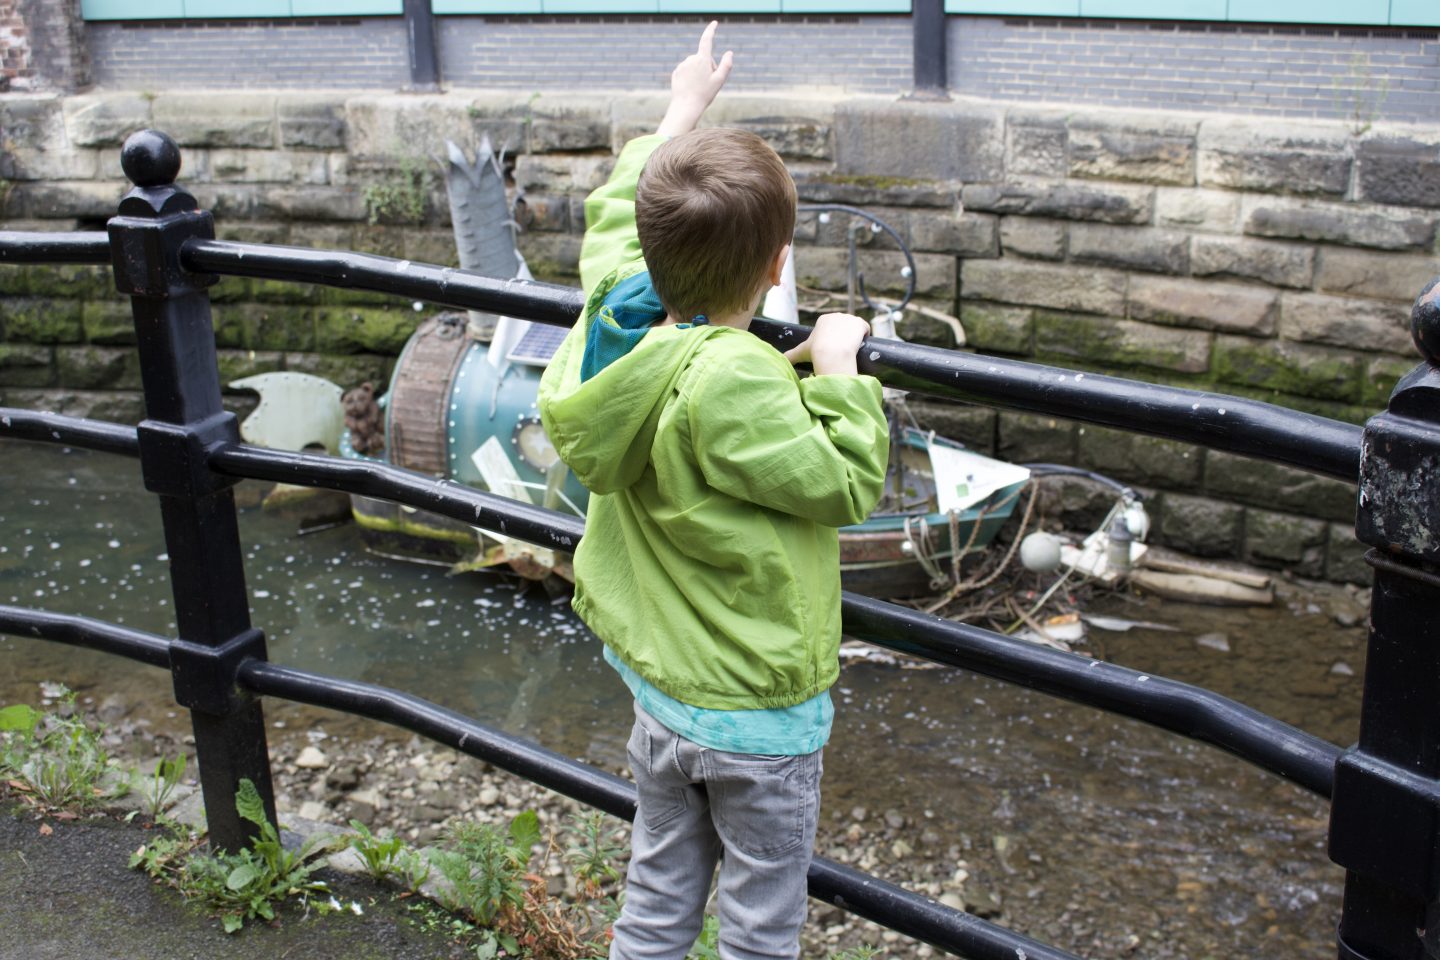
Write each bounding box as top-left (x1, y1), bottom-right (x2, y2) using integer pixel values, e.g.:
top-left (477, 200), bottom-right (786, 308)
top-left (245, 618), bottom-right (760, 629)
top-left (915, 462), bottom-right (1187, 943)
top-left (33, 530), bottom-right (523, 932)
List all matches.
top-left (636, 128), bottom-right (797, 321)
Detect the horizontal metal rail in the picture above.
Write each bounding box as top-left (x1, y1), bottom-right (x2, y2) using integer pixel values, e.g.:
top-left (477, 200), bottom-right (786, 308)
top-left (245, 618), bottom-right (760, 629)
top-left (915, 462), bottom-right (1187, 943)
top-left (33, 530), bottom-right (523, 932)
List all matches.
top-left (0, 230), bottom-right (110, 265)
top-left (182, 238), bottom-right (588, 329)
top-left (840, 594), bottom-right (1341, 798)
top-left (0, 231), bottom-right (1364, 481)
top-left (0, 413), bottom-right (1342, 797)
top-left (183, 236), bottom-right (1362, 482)
top-left (0, 409), bottom-right (140, 458)
top-left (207, 441), bottom-right (586, 552)
top-left (0, 603), bottom-right (1080, 960)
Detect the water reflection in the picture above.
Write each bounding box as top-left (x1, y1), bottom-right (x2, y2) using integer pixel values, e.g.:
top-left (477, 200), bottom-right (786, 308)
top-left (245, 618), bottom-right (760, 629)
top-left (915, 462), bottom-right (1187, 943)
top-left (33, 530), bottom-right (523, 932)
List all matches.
top-left (0, 440), bottom-right (1359, 958)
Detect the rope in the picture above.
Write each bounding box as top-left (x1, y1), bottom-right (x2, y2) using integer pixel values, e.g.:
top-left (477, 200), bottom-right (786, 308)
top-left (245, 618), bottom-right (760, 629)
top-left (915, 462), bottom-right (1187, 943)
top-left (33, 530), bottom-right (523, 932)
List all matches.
top-left (924, 481), bottom-right (1040, 614)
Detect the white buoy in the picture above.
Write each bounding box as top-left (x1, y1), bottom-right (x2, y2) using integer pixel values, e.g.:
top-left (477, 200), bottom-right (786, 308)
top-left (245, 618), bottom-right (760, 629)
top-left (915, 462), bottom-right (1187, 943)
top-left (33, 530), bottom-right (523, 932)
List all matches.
top-left (1020, 532), bottom-right (1063, 572)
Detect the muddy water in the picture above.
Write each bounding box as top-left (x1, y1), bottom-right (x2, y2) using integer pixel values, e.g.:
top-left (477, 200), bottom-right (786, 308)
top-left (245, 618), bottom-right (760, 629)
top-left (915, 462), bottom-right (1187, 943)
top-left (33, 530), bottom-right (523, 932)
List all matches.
top-left (0, 441), bottom-right (1362, 958)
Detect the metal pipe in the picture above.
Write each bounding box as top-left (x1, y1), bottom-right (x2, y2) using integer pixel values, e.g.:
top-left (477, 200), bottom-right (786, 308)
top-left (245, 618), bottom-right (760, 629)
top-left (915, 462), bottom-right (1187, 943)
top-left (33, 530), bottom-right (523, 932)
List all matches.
top-left (174, 237), bottom-right (1363, 483)
top-left (0, 409), bottom-right (140, 458)
top-left (180, 238), bottom-right (587, 328)
top-left (0, 604), bottom-right (1081, 960)
top-left (839, 592), bottom-right (1342, 798)
top-left (0, 231), bottom-right (1363, 483)
top-left (0, 605), bottom-right (170, 668)
top-left (238, 662), bottom-right (1079, 959)
top-left (910, 0), bottom-right (950, 98)
top-left (0, 230), bottom-right (109, 264)
top-left (402, 0), bottom-right (441, 90)
top-left (206, 442), bottom-right (587, 552)
top-left (0, 416), bottom-right (1345, 797)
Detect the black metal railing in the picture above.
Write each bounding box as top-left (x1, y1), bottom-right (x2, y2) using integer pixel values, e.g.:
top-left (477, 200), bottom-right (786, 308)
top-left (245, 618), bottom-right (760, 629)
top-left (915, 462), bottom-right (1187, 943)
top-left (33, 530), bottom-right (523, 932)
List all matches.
top-left (1, 128), bottom-right (1437, 960)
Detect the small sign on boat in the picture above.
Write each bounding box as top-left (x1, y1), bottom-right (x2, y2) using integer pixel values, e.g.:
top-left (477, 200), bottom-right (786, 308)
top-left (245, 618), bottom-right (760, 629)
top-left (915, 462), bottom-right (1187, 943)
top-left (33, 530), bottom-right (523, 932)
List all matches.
top-left (926, 443), bottom-right (1031, 514)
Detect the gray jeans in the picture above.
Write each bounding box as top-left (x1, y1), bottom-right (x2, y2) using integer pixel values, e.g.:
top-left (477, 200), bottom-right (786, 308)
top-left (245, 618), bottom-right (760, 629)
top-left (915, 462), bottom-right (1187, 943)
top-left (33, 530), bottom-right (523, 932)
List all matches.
top-left (611, 703), bottom-right (823, 960)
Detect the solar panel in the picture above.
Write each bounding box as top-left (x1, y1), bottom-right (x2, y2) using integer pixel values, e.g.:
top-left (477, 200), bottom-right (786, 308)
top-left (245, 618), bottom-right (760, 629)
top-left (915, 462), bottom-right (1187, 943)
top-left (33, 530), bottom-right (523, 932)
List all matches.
top-left (506, 322), bottom-right (567, 367)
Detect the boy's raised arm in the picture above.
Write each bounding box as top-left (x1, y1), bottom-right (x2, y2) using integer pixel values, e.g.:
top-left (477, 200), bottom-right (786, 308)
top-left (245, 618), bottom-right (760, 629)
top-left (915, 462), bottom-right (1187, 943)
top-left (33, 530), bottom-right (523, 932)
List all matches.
top-left (578, 22), bottom-right (733, 295)
top-left (657, 21), bottom-right (734, 138)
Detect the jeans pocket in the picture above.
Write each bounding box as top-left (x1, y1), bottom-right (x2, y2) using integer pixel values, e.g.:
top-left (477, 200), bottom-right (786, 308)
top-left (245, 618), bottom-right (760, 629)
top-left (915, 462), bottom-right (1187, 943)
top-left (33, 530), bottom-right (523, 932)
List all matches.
top-left (628, 720), bottom-right (688, 831)
top-left (709, 751), bottom-right (816, 861)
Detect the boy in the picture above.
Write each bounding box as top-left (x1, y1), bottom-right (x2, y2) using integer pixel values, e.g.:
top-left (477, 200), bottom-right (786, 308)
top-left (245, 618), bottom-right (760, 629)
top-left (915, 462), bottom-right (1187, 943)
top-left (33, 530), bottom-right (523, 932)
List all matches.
top-left (538, 23), bottom-right (889, 960)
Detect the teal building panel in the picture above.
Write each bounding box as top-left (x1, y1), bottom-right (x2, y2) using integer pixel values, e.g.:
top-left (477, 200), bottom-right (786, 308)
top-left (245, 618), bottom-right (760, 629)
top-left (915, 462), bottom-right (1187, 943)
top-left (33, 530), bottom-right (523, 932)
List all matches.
top-left (433, 0), bottom-right (544, 10)
top-left (659, 0), bottom-right (782, 11)
top-left (1390, 0), bottom-right (1440, 25)
top-left (1228, 0), bottom-right (1389, 24)
top-left (783, 0), bottom-right (910, 10)
top-left (1081, 0), bottom-right (1223, 16)
top-left (183, 0), bottom-right (292, 15)
top-left (293, 0), bottom-right (404, 13)
top-left (542, 0), bottom-right (660, 10)
top-left (82, 0), bottom-right (185, 17)
top-left (945, 0), bottom-right (1079, 13)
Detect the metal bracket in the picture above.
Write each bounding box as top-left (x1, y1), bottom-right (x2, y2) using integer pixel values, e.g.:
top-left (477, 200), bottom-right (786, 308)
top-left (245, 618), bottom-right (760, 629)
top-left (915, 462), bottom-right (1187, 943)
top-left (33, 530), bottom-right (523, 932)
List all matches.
top-left (169, 628), bottom-right (268, 716)
top-left (136, 412), bottom-right (242, 499)
top-left (107, 210), bottom-right (218, 299)
top-left (1330, 747), bottom-right (1440, 902)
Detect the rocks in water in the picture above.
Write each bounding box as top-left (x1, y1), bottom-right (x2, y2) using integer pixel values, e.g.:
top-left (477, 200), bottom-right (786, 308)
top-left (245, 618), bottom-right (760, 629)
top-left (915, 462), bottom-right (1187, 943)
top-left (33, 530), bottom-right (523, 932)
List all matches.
top-left (294, 745), bottom-right (329, 769)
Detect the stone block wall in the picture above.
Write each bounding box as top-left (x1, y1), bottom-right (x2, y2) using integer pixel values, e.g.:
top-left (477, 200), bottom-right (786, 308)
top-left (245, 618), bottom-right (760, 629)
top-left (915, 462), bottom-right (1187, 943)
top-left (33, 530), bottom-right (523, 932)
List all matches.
top-left (4, 88), bottom-right (1437, 582)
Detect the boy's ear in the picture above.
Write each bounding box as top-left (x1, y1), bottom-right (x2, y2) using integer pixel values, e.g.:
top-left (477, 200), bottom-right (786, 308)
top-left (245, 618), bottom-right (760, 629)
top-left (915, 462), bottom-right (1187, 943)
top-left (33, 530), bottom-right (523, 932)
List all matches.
top-left (768, 244), bottom-right (791, 287)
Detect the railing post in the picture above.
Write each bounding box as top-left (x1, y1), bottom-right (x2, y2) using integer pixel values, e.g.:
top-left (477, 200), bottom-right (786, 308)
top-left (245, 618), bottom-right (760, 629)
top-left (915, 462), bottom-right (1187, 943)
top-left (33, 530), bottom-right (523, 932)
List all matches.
top-left (107, 129), bottom-right (277, 852)
top-left (1330, 277), bottom-right (1440, 960)
top-left (909, 0), bottom-right (949, 100)
top-left (403, 0), bottom-right (441, 91)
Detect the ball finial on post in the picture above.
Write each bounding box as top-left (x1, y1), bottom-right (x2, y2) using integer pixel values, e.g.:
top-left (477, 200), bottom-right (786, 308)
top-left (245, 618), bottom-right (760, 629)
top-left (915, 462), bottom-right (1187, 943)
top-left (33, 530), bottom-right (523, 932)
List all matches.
top-left (120, 130), bottom-right (182, 188)
top-left (1413, 278), bottom-right (1440, 367)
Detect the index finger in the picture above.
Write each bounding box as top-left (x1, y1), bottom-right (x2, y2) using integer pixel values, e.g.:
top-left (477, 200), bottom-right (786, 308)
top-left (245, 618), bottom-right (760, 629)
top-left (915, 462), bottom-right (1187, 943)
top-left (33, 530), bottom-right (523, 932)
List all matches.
top-left (697, 20), bottom-right (718, 59)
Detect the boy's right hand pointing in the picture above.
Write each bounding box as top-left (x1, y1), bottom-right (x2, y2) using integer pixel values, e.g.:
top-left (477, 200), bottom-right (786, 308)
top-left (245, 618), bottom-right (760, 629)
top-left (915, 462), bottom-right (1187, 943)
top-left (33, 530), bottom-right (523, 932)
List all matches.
top-left (783, 313), bottom-right (872, 377)
top-left (657, 21), bottom-right (735, 138)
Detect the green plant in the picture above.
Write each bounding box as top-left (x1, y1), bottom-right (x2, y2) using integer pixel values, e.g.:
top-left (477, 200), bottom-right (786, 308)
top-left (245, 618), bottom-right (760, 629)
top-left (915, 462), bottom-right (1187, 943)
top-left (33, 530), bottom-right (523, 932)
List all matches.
top-left (430, 811), bottom-right (538, 926)
top-left (831, 945), bottom-right (882, 960)
top-left (1332, 53), bottom-right (1391, 136)
top-left (136, 753), bottom-right (187, 821)
top-left (686, 915), bottom-right (721, 960)
top-left (131, 778), bottom-right (334, 933)
top-left (562, 811), bottom-right (624, 896)
top-left (362, 155), bottom-right (432, 225)
top-left (346, 818), bottom-right (407, 883)
top-left (0, 688), bottom-right (112, 810)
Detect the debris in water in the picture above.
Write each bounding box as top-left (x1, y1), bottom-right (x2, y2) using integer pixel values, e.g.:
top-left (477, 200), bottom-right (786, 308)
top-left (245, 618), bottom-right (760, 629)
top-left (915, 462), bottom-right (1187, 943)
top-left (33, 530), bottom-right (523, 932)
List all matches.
top-left (1081, 614), bottom-right (1179, 633)
top-left (1195, 632), bottom-right (1232, 653)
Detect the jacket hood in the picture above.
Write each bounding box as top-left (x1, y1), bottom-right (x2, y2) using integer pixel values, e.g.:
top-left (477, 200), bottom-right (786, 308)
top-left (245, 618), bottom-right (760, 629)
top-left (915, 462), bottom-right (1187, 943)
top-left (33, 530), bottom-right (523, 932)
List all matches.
top-left (539, 271), bottom-right (730, 494)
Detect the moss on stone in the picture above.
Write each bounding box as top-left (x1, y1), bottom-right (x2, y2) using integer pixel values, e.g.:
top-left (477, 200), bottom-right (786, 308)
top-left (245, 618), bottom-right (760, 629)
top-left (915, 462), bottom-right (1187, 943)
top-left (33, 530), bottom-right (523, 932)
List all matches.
top-left (1213, 336), bottom-right (1360, 404)
top-left (20, 264), bottom-right (111, 301)
top-left (2, 297), bottom-right (84, 344)
top-left (215, 349), bottom-right (285, 384)
top-left (960, 302), bottom-right (1034, 355)
top-left (314, 306), bottom-right (419, 355)
top-left (1034, 310), bottom-right (1210, 374)
top-left (283, 351), bottom-right (393, 392)
top-left (55, 345), bottom-right (143, 390)
top-left (81, 301), bottom-right (137, 345)
top-left (250, 278), bottom-right (321, 305)
top-left (0, 344), bottom-right (54, 387)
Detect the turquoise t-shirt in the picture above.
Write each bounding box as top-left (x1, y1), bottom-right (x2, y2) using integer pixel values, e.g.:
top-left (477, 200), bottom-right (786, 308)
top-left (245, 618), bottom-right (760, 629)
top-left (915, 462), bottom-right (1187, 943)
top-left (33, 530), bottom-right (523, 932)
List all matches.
top-left (604, 646), bottom-right (832, 756)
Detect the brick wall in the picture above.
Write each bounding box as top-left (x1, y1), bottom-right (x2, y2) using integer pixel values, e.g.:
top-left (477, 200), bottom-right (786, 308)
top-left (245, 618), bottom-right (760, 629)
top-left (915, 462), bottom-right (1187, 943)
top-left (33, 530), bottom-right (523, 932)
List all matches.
top-left (75, 12), bottom-right (1440, 123)
top-left (88, 17), bottom-right (410, 90)
top-left (952, 17), bottom-right (1440, 124)
top-left (437, 15), bottom-right (912, 95)
top-left (1, 0), bottom-right (31, 91)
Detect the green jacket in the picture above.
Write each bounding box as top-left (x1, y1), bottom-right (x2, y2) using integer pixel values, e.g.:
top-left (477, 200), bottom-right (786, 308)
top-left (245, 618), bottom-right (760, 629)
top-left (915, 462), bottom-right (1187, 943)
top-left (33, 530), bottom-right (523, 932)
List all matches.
top-left (538, 134), bottom-right (889, 711)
